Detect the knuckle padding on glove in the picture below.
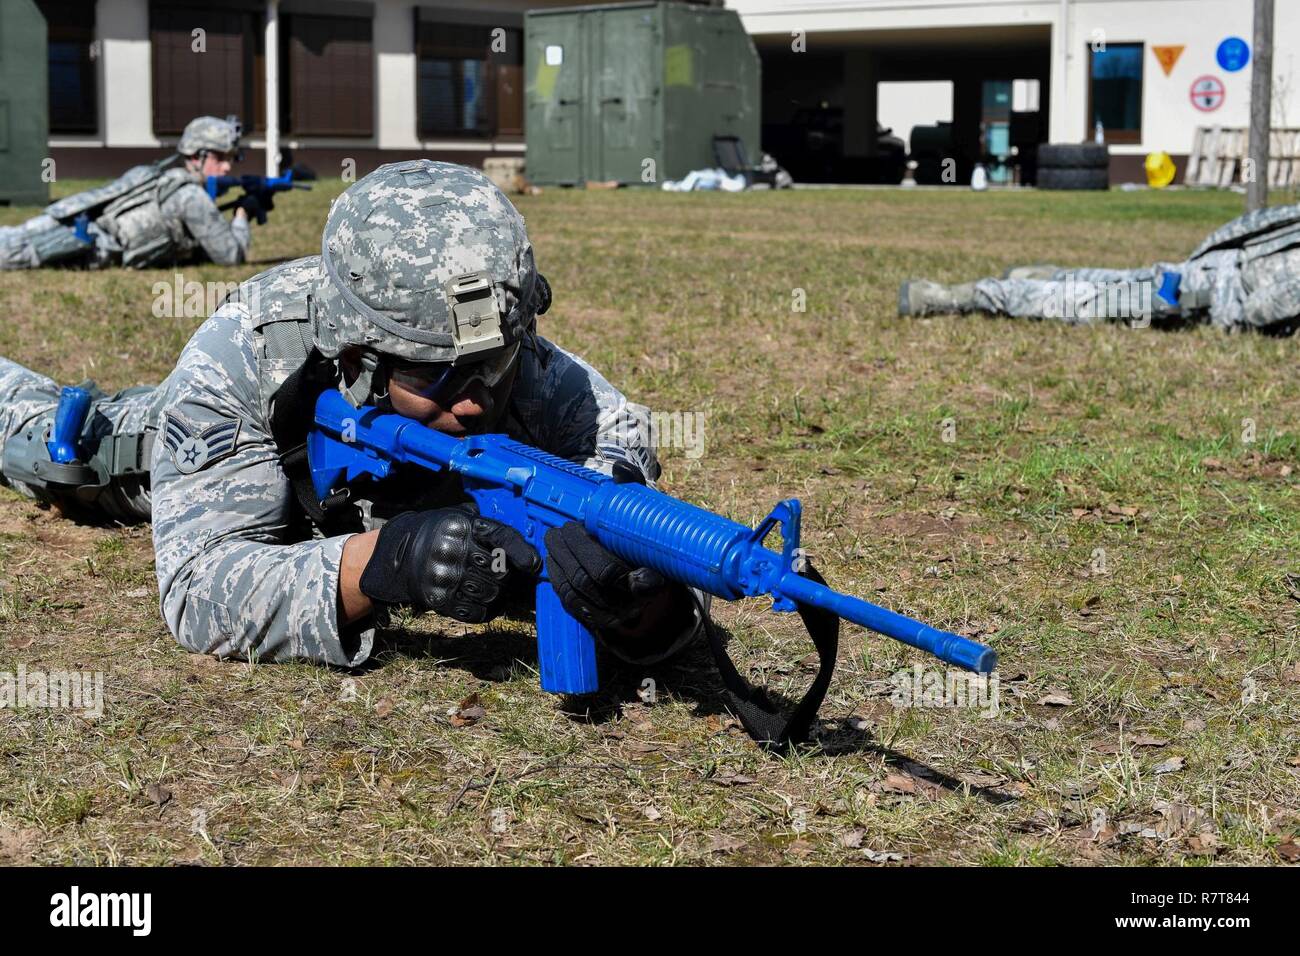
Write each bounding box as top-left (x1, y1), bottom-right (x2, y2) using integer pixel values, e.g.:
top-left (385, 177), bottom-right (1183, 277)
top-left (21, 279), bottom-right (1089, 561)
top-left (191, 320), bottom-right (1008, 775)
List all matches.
top-left (359, 508), bottom-right (538, 623)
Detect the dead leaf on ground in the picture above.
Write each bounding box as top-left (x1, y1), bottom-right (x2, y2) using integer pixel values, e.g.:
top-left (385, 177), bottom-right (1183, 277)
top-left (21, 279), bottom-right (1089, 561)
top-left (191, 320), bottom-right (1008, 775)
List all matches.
top-left (880, 773), bottom-right (917, 795)
top-left (1277, 841), bottom-right (1300, 863)
top-left (838, 828), bottom-right (865, 849)
top-left (7, 635), bottom-right (34, 650)
top-left (1152, 756), bottom-right (1186, 775)
top-left (1154, 800), bottom-right (1215, 839)
top-left (862, 848), bottom-right (903, 863)
top-left (1090, 822), bottom-right (1119, 843)
top-left (1186, 833), bottom-right (1220, 856)
top-left (1037, 690), bottom-right (1074, 707)
top-left (1058, 778), bottom-right (1100, 800)
top-left (707, 833), bottom-right (746, 854)
top-left (374, 697), bottom-right (394, 718)
top-left (448, 692), bottom-right (486, 727)
top-left (1132, 735), bottom-right (1169, 748)
top-left (1013, 808), bottom-right (1056, 833)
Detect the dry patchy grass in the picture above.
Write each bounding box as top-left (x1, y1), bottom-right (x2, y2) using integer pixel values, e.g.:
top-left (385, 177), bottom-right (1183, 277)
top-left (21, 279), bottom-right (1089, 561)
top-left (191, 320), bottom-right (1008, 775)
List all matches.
top-left (0, 179), bottom-right (1296, 866)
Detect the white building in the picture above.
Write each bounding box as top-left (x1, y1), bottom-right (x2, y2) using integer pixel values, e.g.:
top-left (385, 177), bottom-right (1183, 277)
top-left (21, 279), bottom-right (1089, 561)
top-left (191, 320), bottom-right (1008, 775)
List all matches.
top-left (731, 0), bottom-right (1298, 183)
top-left (33, 0), bottom-right (1299, 183)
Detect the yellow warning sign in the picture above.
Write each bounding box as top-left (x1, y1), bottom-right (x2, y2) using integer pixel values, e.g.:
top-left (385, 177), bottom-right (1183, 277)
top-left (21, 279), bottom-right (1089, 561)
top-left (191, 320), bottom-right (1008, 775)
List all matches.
top-left (1152, 45), bottom-right (1185, 77)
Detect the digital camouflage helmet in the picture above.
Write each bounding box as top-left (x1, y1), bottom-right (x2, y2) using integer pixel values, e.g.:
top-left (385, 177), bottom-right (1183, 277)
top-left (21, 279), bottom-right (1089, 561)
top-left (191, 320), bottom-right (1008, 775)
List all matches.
top-left (311, 160), bottom-right (543, 404)
top-left (177, 115), bottom-right (243, 158)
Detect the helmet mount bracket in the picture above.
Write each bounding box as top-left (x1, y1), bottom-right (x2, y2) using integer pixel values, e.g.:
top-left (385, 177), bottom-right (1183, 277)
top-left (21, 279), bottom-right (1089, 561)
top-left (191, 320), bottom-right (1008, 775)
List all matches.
top-left (446, 272), bottom-right (505, 359)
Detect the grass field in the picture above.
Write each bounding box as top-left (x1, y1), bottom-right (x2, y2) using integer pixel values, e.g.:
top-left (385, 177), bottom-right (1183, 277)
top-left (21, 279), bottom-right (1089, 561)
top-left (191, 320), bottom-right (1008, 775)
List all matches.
top-left (0, 178), bottom-right (1296, 866)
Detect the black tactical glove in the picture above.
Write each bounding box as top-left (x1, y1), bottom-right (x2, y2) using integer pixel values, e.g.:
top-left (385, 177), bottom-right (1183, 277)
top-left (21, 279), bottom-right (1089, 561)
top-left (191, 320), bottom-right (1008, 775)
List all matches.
top-left (360, 506), bottom-right (541, 622)
top-left (543, 521), bottom-right (693, 644)
top-left (236, 191), bottom-right (271, 224)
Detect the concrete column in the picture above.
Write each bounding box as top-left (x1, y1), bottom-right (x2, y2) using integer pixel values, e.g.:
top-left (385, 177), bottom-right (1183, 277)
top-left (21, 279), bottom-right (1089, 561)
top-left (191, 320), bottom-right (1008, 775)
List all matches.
top-left (375, 1), bottom-right (419, 149)
top-left (265, 0), bottom-right (279, 175)
top-left (842, 50), bottom-right (878, 157)
top-left (1048, 0), bottom-right (1072, 143)
top-left (98, 0), bottom-right (157, 147)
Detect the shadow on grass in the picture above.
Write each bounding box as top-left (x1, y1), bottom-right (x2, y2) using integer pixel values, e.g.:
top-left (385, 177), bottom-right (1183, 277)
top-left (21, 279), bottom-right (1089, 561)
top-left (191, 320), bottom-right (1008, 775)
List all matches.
top-left (374, 616), bottom-right (1017, 799)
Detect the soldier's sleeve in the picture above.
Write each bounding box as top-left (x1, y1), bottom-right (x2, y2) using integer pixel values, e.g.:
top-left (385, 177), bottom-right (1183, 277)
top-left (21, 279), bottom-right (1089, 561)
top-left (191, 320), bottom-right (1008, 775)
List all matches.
top-left (509, 335), bottom-right (705, 666)
top-left (511, 335), bottom-right (661, 483)
top-left (170, 184), bottom-right (250, 266)
top-left (151, 305), bottom-right (370, 667)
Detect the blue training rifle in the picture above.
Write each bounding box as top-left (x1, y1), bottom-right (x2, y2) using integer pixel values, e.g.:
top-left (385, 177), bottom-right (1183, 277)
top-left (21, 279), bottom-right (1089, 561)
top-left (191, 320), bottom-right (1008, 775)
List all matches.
top-left (307, 390), bottom-right (998, 696)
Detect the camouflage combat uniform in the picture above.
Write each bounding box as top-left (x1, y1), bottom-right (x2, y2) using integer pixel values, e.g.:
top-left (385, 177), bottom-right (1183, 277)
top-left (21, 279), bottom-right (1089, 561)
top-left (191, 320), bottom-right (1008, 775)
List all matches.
top-left (0, 164), bottom-right (249, 270)
top-left (0, 256), bottom-right (675, 668)
top-left (911, 203), bottom-right (1300, 334)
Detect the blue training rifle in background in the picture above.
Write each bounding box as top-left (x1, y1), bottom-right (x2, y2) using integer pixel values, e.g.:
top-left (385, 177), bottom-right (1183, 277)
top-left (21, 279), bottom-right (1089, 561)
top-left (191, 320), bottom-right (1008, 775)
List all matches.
top-left (205, 169), bottom-right (310, 224)
top-left (309, 390), bottom-right (997, 696)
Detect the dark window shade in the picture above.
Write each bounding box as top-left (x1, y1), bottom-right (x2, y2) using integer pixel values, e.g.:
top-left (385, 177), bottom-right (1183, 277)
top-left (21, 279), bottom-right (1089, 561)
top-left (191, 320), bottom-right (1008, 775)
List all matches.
top-left (416, 22), bottom-right (521, 139)
top-left (1087, 43), bottom-right (1143, 142)
top-left (285, 14), bottom-right (374, 137)
top-left (151, 3), bottom-right (262, 136)
top-left (37, 0), bottom-right (98, 134)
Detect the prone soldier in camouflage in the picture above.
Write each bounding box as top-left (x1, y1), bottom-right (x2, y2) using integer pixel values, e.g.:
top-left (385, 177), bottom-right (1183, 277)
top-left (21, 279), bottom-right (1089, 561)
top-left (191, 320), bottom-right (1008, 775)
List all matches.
top-left (0, 160), bottom-right (701, 672)
top-left (0, 116), bottom-right (252, 270)
top-left (898, 203), bottom-right (1300, 335)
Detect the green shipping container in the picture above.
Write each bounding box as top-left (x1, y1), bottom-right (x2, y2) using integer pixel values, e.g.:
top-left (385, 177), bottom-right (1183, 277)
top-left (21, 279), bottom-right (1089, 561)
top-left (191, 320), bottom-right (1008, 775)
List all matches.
top-left (525, 1), bottom-right (760, 186)
top-left (0, 0), bottom-right (49, 206)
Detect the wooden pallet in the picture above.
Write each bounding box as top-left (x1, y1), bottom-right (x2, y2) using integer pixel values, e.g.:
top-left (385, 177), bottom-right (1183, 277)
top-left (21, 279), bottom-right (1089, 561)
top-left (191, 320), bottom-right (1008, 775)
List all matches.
top-left (1184, 126), bottom-right (1300, 187)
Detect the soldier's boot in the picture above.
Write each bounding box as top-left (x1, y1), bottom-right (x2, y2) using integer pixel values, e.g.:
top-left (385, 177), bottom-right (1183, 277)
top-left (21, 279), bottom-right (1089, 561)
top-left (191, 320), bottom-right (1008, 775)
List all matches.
top-left (1002, 264), bottom-right (1060, 280)
top-left (897, 280), bottom-right (978, 317)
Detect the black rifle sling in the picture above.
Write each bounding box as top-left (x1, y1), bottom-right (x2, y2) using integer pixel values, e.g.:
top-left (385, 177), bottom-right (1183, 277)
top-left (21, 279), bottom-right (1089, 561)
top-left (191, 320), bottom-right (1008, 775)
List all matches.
top-left (702, 562), bottom-right (839, 751)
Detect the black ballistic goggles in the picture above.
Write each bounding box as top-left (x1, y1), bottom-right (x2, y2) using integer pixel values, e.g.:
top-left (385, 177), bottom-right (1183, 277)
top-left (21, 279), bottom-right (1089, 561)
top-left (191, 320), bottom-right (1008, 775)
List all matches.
top-left (386, 341), bottom-right (521, 401)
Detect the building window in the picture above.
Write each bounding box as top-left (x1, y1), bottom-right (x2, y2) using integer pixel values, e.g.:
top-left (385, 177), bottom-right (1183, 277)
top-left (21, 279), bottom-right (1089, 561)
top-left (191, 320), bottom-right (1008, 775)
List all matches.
top-left (284, 14), bottom-right (374, 137)
top-left (37, 0), bottom-right (98, 134)
top-left (151, 2), bottom-right (263, 136)
top-left (1088, 42), bottom-right (1143, 143)
top-left (417, 22), bottom-right (522, 139)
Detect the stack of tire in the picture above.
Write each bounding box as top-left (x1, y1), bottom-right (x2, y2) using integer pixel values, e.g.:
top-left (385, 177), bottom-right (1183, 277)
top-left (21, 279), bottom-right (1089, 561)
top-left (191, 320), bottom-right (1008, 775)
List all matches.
top-left (1036, 143), bottom-right (1110, 190)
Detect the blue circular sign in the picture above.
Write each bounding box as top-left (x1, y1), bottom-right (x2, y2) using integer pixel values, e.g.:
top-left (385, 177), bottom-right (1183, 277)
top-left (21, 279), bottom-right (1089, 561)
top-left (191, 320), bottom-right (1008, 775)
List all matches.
top-left (1216, 37), bottom-right (1250, 72)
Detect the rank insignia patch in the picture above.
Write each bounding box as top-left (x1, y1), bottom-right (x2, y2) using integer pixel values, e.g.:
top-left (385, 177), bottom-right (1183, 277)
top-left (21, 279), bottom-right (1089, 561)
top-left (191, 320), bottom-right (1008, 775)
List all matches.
top-left (163, 412), bottom-right (241, 474)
